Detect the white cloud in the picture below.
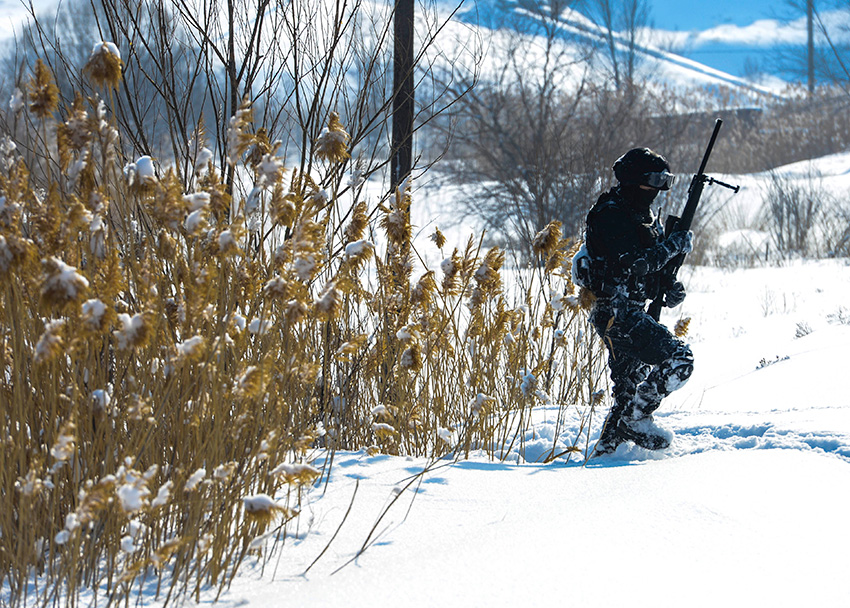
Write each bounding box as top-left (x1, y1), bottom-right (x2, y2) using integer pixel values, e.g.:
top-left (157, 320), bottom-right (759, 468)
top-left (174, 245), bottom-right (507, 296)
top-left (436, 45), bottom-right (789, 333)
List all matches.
top-left (655, 9), bottom-right (850, 50)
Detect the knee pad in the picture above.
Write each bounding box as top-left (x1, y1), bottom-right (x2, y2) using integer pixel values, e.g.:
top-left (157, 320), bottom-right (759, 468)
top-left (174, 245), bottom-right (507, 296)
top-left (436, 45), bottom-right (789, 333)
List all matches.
top-left (663, 343), bottom-right (693, 392)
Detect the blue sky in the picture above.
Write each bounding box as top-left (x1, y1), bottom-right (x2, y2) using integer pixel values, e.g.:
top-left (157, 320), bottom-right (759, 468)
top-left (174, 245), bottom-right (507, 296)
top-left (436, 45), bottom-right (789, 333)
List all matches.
top-left (645, 1), bottom-right (827, 79)
top-left (0, 0), bottom-right (826, 82)
top-left (649, 0), bottom-right (790, 31)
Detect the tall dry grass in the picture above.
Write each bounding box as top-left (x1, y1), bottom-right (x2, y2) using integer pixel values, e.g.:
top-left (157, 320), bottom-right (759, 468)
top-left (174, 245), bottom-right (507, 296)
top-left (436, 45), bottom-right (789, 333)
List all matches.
top-left (0, 51), bottom-right (607, 606)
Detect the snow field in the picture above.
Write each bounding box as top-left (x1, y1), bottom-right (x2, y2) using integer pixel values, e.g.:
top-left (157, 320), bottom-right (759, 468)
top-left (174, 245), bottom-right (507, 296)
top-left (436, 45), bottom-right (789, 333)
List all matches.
top-left (205, 253), bottom-right (850, 607)
top-left (219, 449), bottom-right (850, 607)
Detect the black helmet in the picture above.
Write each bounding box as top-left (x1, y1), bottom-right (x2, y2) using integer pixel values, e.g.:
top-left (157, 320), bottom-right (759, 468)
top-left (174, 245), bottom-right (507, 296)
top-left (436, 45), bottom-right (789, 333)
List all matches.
top-left (613, 148), bottom-right (674, 190)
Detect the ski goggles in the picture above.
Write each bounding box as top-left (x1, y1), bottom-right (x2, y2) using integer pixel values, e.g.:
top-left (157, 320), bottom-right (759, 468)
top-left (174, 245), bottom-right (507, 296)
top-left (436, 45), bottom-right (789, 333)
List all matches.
top-left (642, 170), bottom-right (675, 190)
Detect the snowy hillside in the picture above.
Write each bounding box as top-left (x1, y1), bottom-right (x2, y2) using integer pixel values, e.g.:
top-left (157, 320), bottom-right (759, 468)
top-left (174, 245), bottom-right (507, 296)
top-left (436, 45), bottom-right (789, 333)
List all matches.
top-left (452, 0), bottom-right (786, 99)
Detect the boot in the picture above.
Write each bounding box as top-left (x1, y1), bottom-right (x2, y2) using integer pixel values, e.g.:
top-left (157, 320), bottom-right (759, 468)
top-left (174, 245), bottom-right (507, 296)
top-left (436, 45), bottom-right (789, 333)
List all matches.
top-left (593, 403), bottom-right (627, 456)
top-left (594, 420), bottom-right (624, 456)
top-left (594, 412), bottom-right (672, 454)
top-left (618, 384), bottom-right (672, 450)
top-left (617, 413), bottom-right (673, 450)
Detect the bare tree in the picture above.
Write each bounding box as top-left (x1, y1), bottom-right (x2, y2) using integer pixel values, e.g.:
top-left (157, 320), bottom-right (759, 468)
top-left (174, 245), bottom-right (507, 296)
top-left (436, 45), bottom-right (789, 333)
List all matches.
top-left (1, 0), bottom-right (476, 200)
top-left (427, 1), bottom-right (599, 253)
top-left (582, 0), bottom-right (652, 90)
top-left (428, 0), bottom-right (691, 256)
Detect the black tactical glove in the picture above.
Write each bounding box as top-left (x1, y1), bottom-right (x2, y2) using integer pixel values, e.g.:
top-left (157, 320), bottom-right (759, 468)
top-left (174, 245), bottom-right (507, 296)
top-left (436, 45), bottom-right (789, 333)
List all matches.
top-left (666, 230), bottom-right (693, 256)
top-left (664, 281), bottom-right (687, 308)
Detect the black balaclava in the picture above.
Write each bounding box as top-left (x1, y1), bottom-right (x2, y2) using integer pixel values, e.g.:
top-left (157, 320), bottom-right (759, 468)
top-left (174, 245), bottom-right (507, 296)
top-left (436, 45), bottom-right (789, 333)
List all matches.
top-left (612, 147), bottom-right (670, 212)
top-left (620, 184), bottom-right (659, 212)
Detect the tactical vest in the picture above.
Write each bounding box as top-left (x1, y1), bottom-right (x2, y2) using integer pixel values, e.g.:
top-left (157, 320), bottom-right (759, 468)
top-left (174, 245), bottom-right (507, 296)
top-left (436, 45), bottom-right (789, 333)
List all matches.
top-left (578, 189), bottom-right (664, 302)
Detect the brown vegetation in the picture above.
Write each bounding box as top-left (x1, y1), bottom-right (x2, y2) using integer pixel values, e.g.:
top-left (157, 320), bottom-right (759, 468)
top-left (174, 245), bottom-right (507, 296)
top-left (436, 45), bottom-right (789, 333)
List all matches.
top-left (0, 40), bottom-right (606, 605)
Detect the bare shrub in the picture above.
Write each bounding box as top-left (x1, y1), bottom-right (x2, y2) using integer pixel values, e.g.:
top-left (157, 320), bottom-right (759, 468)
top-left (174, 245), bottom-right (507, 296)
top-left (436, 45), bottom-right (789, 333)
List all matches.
top-left (760, 168), bottom-right (829, 258)
top-left (828, 306), bottom-right (850, 325)
top-left (820, 190), bottom-right (850, 257)
top-left (795, 321), bottom-right (813, 338)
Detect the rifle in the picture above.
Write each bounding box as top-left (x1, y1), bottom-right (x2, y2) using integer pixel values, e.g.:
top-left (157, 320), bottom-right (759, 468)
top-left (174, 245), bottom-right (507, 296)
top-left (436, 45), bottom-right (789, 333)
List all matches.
top-left (648, 118), bottom-right (740, 321)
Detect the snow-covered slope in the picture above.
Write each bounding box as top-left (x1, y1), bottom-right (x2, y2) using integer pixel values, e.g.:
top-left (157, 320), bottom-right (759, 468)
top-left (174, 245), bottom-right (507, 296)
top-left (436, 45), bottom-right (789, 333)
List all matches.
top-left (452, 0), bottom-right (786, 99)
top-left (220, 449), bottom-right (849, 607)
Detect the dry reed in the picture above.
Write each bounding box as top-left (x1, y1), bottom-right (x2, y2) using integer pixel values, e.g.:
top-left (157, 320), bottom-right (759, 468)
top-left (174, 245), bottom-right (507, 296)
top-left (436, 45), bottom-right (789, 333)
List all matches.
top-left (0, 57), bottom-right (607, 607)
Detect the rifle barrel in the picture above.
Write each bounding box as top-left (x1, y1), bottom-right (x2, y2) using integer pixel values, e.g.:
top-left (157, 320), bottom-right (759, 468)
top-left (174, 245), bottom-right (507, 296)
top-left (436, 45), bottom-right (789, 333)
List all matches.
top-left (696, 119), bottom-right (723, 176)
top-left (647, 118), bottom-right (725, 321)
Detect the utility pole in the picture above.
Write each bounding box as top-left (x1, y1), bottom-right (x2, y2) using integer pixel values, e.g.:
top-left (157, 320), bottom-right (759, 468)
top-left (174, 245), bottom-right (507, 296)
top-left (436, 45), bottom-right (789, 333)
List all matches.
top-left (381, 0), bottom-right (416, 422)
top-left (807, 0), bottom-right (815, 94)
top-left (391, 0), bottom-right (415, 195)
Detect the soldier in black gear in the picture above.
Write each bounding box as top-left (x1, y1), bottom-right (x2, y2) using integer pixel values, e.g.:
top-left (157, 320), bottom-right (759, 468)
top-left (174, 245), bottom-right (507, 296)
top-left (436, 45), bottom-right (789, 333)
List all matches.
top-left (577, 148), bottom-right (694, 455)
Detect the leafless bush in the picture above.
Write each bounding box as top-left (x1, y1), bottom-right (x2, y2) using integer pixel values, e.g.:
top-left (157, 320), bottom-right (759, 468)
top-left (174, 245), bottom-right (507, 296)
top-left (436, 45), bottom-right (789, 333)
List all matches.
top-left (820, 190), bottom-right (850, 257)
top-left (795, 321), bottom-right (813, 338)
top-left (828, 306), bottom-right (850, 324)
top-left (760, 168), bottom-right (829, 258)
top-left (717, 86), bottom-right (850, 173)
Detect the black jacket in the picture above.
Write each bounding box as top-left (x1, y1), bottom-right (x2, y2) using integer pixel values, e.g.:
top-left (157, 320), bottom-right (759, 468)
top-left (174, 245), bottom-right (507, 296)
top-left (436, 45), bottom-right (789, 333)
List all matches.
top-left (585, 186), bottom-right (680, 303)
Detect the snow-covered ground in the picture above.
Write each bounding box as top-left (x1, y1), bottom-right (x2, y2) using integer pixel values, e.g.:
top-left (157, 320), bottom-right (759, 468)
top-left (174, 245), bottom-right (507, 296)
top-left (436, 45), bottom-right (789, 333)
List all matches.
top-left (197, 255), bottom-right (850, 608)
top-left (173, 145), bottom-right (850, 608)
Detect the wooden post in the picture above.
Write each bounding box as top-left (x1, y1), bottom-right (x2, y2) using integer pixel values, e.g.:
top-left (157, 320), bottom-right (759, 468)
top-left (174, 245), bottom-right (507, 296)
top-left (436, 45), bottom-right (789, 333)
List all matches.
top-left (807, 0), bottom-right (815, 94)
top-left (391, 0), bottom-right (414, 194)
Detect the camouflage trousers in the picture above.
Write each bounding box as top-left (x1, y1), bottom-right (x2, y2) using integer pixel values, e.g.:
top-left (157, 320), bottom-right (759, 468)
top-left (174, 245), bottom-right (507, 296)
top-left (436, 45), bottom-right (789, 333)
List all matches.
top-left (590, 298), bottom-right (693, 423)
